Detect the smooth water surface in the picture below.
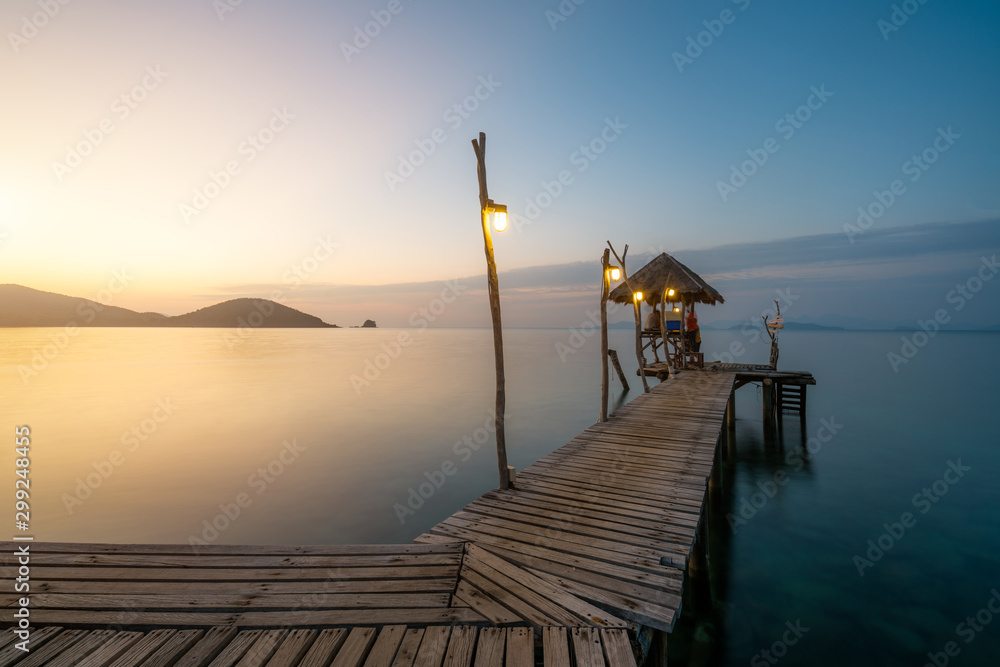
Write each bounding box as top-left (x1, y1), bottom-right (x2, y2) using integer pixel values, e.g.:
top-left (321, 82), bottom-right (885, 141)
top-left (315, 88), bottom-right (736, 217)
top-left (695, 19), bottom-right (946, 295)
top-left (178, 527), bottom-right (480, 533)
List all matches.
top-left (1, 327), bottom-right (997, 665)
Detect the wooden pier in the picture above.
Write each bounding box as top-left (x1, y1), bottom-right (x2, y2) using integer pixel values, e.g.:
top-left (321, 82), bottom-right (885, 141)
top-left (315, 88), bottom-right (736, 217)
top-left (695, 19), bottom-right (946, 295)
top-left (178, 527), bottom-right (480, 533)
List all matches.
top-left (3, 369), bottom-right (763, 667)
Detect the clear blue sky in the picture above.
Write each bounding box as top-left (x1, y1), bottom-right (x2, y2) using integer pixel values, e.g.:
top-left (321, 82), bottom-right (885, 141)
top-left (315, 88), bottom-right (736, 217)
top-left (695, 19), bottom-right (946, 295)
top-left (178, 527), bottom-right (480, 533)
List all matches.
top-left (1, 0), bottom-right (998, 325)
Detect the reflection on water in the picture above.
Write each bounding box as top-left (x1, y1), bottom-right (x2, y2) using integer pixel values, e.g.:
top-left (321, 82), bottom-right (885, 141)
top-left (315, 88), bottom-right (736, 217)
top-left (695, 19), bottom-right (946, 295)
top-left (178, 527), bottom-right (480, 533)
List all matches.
top-left (0, 327), bottom-right (645, 546)
top-left (2, 328), bottom-right (998, 665)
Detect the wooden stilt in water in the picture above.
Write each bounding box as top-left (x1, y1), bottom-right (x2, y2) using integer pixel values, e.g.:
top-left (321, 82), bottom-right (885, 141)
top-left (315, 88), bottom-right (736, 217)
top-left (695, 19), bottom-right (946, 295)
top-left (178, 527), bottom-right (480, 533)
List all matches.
top-left (726, 389), bottom-right (736, 429)
top-left (600, 249), bottom-right (611, 423)
top-left (762, 378), bottom-right (775, 432)
top-left (607, 349), bottom-right (629, 392)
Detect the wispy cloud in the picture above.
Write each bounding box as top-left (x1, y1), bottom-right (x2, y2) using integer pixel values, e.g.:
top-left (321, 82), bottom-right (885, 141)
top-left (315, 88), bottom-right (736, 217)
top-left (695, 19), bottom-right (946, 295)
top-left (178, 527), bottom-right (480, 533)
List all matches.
top-left (209, 219), bottom-right (1000, 327)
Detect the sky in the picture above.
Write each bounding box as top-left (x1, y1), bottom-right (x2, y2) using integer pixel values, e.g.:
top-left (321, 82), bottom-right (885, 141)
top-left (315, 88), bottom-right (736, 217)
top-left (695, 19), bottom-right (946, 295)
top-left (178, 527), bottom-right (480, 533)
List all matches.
top-left (1, 0), bottom-right (998, 327)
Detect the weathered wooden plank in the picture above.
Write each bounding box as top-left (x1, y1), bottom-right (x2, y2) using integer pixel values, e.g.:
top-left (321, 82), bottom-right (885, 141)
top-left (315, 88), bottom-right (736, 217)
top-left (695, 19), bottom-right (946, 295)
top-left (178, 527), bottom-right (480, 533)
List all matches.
top-left (458, 503), bottom-right (690, 556)
top-left (331, 628), bottom-right (378, 667)
top-left (203, 629), bottom-right (264, 667)
top-left (262, 629), bottom-right (316, 667)
top-left (438, 515), bottom-right (670, 574)
top-left (30, 629), bottom-right (115, 667)
top-left (105, 628), bottom-right (176, 666)
top-left (472, 628), bottom-right (504, 667)
top-left (428, 523), bottom-right (681, 591)
top-left (389, 629), bottom-right (424, 667)
top-left (464, 545), bottom-right (627, 629)
top-left (297, 629), bottom-right (348, 667)
top-left (481, 490), bottom-right (690, 532)
top-left (570, 629), bottom-right (605, 667)
top-left (74, 631), bottom-right (143, 667)
top-left (234, 630), bottom-right (287, 667)
top-left (362, 625), bottom-right (407, 667)
top-left (504, 628), bottom-right (533, 667)
top-left (452, 580), bottom-right (523, 626)
top-left (411, 626), bottom-right (450, 667)
top-left (599, 630), bottom-right (637, 667)
top-left (440, 627), bottom-right (477, 667)
top-left (15, 543), bottom-right (463, 557)
top-left (457, 566), bottom-right (558, 629)
top-left (141, 629), bottom-right (207, 667)
top-left (236, 607), bottom-right (488, 628)
top-left (0, 626), bottom-right (65, 667)
top-left (30, 578), bottom-right (458, 596)
top-left (28, 610), bottom-right (239, 628)
top-left (542, 628), bottom-right (570, 667)
top-left (525, 566), bottom-right (676, 631)
top-left (12, 593), bottom-right (451, 610)
top-left (412, 534), bottom-right (463, 546)
top-left (1, 565), bottom-right (458, 582)
top-left (476, 492), bottom-right (694, 542)
top-left (22, 554), bottom-right (461, 569)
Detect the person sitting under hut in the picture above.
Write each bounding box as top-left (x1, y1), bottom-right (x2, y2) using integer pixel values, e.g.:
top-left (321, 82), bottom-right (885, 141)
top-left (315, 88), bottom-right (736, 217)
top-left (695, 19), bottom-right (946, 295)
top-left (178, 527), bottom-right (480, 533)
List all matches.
top-left (643, 306), bottom-right (661, 331)
top-left (685, 307), bottom-right (701, 353)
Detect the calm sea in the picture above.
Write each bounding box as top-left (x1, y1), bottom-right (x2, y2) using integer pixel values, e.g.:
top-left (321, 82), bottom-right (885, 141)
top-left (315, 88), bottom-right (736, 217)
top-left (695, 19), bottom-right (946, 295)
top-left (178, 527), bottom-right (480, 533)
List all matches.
top-left (1, 327), bottom-right (998, 665)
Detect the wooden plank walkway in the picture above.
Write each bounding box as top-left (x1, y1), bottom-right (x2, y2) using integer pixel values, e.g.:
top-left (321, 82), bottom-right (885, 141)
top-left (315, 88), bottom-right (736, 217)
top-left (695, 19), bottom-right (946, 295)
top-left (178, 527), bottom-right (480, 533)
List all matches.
top-left (0, 624), bottom-right (636, 667)
top-left (1, 369), bottom-right (740, 666)
top-left (417, 371), bottom-right (735, 633)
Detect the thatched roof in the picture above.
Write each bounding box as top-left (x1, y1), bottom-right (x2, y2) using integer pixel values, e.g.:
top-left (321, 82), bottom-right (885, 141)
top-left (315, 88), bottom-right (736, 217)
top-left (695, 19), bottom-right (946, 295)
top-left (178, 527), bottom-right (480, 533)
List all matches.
top-left (609, 252), bottom-right (724, 307)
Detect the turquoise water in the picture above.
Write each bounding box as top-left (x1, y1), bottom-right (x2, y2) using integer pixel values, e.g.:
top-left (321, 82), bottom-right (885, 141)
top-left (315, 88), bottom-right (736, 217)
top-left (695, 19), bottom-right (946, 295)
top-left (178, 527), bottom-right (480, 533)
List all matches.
top-left (680, 330), bottom-right (1000, 667)
top-left (1, 328), bottom-right (997, 665)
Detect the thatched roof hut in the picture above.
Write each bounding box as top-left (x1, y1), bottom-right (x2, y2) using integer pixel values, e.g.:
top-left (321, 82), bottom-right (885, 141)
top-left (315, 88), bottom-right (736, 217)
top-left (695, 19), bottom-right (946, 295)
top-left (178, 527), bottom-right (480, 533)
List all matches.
top-left (609, 252), bottom-right (724, 307)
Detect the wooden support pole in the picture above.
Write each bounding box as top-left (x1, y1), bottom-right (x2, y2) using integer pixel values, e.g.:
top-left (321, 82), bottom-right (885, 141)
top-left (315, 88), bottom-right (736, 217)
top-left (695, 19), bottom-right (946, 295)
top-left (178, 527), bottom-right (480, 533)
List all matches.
top-left (726, 388), bottom-right (736, 428)
top-left (632, 299), bottom-right (650, 393)
top-left (762, 378), bottom-right (775, 432)
top-left (659, 288), bottom-right (675, 379)
top-left (472, 132), bottom-right (509, 491)
top-left (680, 300), bottom-right (688, 370)
top-left (600, 249), bottom-right (611, 422)
top-left (608, 349), bottom-right (629, 392)
top-left (607, 241), bottom-right (649, 393)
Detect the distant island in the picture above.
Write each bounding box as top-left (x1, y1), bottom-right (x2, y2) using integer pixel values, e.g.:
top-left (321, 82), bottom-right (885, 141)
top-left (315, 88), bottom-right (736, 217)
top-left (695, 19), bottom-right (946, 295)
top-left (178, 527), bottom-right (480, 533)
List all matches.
top-left (0, 284), bottom-right (343, 328)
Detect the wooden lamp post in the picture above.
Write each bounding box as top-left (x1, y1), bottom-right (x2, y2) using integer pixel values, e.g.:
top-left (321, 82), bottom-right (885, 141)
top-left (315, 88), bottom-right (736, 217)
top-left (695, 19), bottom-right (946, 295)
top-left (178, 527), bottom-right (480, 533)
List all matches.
top-left (471, 132), bottom-right (511, 491)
